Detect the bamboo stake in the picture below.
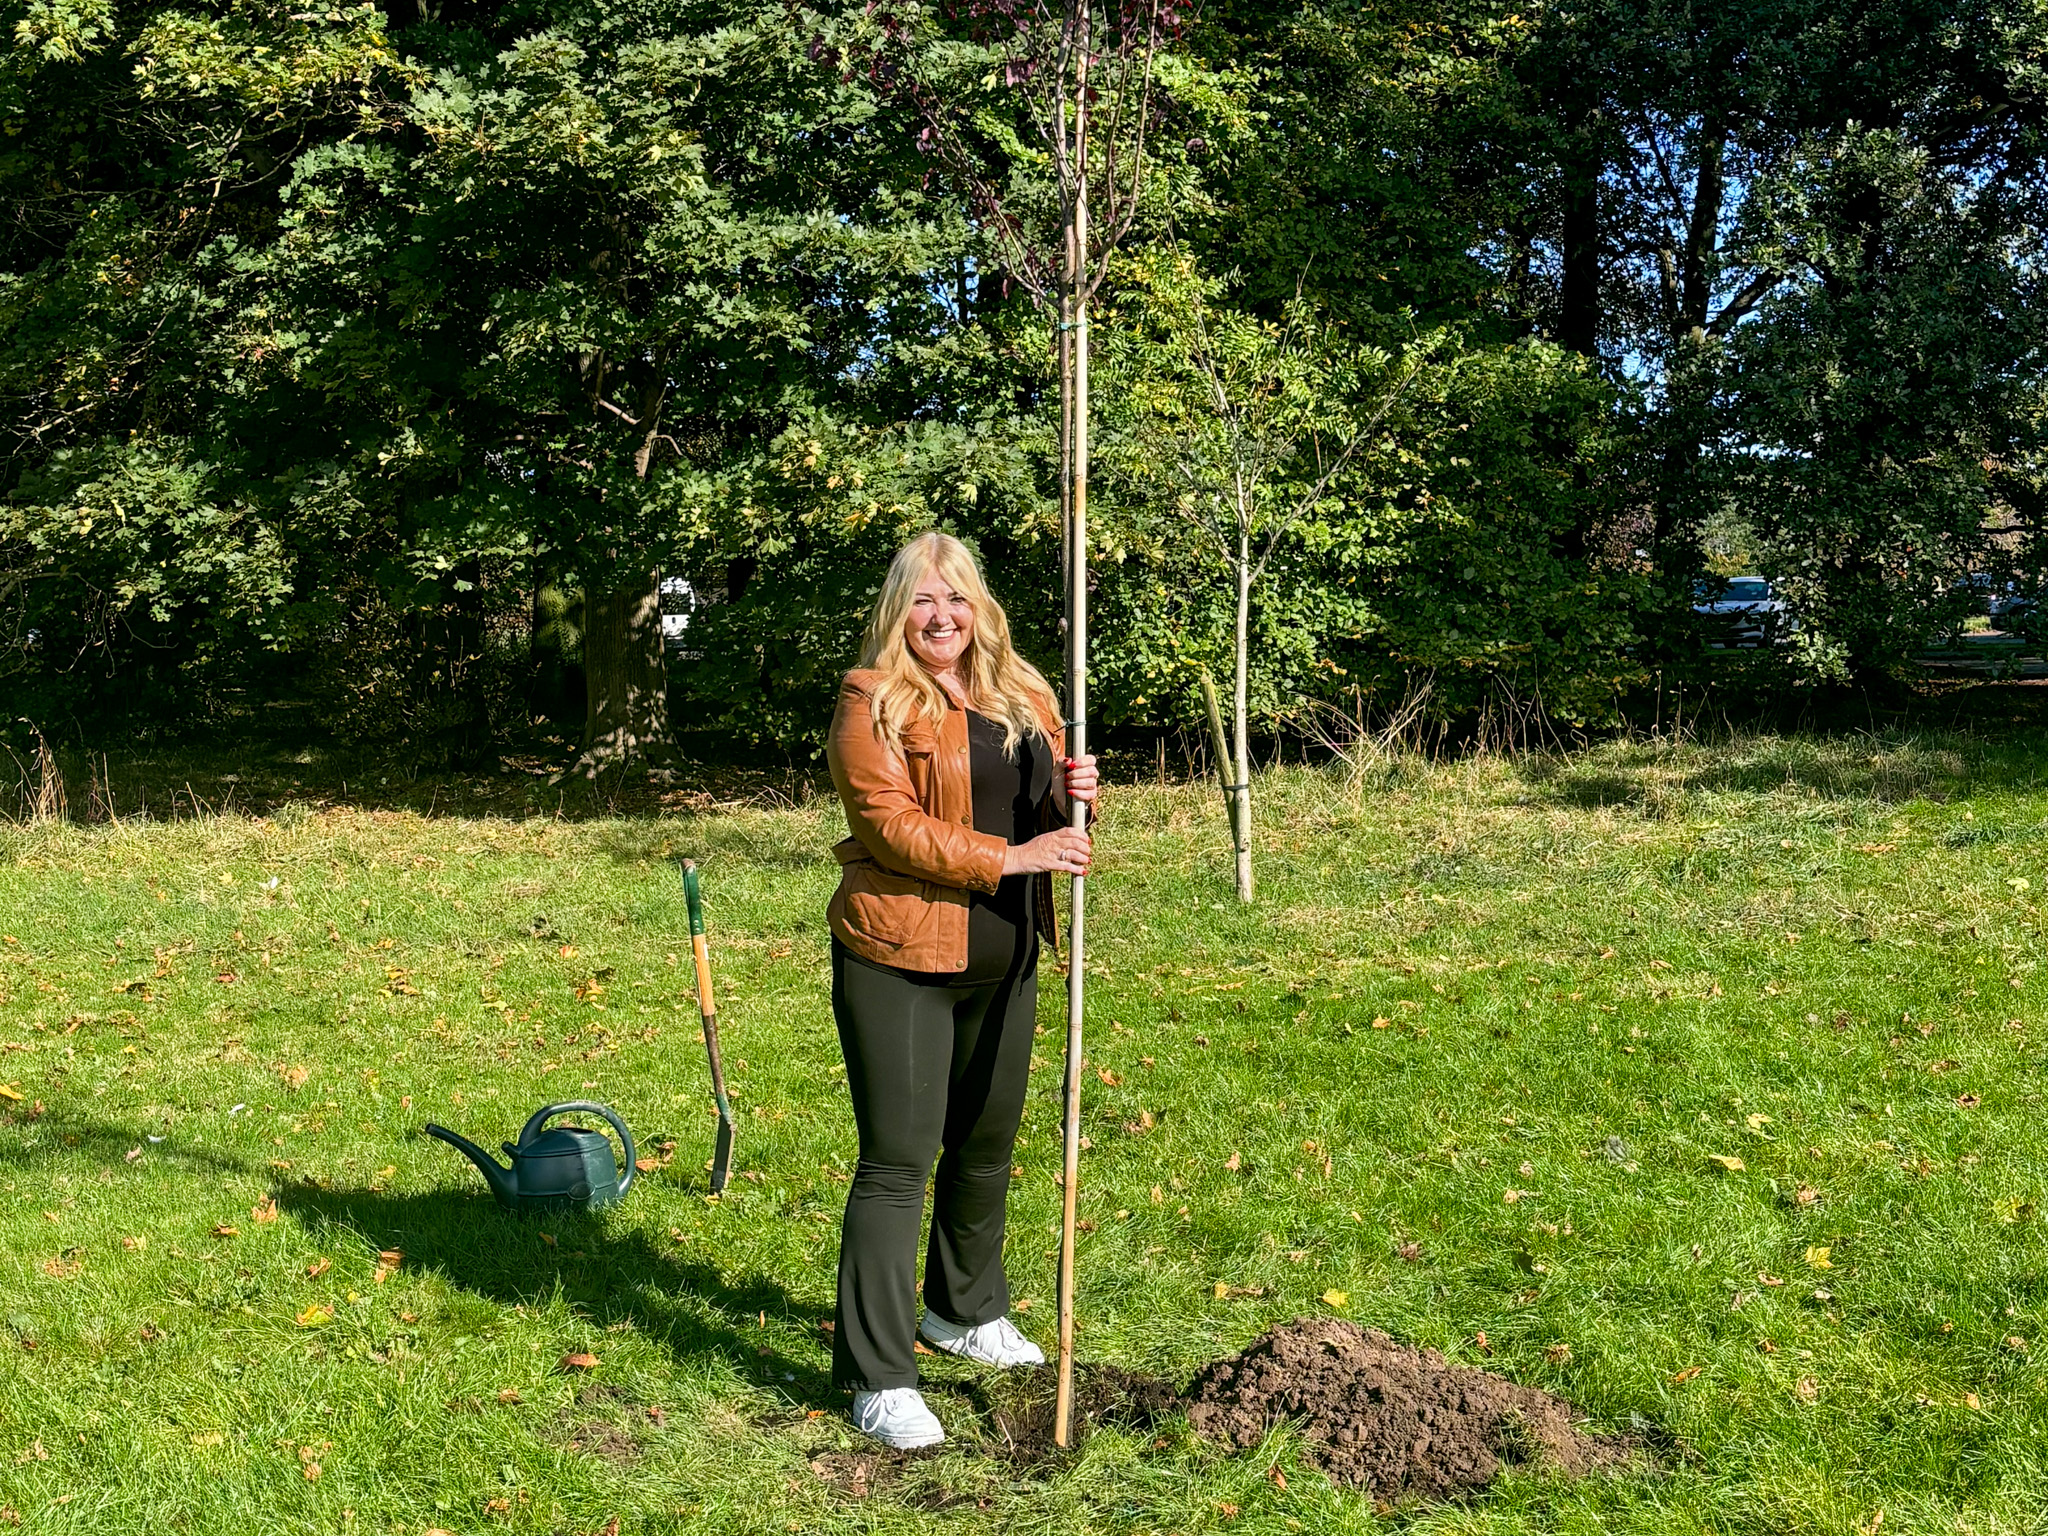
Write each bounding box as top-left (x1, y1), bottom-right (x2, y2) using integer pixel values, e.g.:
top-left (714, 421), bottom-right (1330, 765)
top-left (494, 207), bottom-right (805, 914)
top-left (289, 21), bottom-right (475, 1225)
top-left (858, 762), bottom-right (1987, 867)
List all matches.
top-left (1199, 669), bottom-right (1237, 849)
top-left (1052, 18), bottom-right (1092, 1452)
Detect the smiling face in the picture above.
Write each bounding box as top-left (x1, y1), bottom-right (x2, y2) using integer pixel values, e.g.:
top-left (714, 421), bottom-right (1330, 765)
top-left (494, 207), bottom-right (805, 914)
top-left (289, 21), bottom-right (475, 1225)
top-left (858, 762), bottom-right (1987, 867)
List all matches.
top-left (902, 566), bottom-right (976, 675)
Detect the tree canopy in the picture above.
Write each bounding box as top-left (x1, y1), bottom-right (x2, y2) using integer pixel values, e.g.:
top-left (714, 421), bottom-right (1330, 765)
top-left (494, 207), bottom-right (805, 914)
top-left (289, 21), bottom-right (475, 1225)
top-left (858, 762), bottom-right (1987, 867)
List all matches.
top-left (6, 0), bottom-right (2046, 758)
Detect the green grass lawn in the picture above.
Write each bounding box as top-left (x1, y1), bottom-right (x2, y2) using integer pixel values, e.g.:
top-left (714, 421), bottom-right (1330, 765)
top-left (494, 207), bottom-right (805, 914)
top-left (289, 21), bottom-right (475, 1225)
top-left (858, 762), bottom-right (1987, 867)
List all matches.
top-left (3, 732), bottom-right (2047, 1535)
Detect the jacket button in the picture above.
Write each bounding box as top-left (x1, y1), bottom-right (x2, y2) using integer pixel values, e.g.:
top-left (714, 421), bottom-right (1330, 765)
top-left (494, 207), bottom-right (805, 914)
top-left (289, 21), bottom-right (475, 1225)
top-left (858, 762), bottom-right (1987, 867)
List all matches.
top-left (960, 816), bottom-right (970, 825)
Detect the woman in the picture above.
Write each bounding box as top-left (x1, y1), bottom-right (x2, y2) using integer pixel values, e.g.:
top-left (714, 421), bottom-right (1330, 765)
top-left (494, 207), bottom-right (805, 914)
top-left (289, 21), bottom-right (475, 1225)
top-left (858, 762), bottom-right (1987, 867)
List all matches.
top-left (823, 531), bottom-right (1098, 1449)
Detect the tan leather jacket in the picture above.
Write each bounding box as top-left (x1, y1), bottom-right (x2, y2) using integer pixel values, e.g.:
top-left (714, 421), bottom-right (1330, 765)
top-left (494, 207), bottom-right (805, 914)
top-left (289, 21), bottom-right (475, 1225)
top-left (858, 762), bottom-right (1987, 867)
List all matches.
top-left (825, 668), bottom-right (1080, 971)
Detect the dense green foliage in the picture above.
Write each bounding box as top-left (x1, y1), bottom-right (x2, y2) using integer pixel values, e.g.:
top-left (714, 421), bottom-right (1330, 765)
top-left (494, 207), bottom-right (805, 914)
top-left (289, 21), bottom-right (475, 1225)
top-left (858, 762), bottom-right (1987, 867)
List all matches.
top-left (4, 0), bottom-right (2046, 753)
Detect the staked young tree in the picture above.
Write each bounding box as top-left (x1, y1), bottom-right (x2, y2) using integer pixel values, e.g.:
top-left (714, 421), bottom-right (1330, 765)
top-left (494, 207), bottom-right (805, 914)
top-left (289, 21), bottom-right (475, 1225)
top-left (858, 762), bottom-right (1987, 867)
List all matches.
top-left (825, 0), bottom-right (1187, 1445)
top-left (1106, 249), bottom-right (1427, 900)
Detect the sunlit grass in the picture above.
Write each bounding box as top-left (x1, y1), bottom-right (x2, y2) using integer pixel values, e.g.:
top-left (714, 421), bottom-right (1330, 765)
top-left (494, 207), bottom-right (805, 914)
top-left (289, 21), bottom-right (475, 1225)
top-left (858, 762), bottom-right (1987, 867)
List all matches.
top-left (1, 730), bottom-right (2045, 1533)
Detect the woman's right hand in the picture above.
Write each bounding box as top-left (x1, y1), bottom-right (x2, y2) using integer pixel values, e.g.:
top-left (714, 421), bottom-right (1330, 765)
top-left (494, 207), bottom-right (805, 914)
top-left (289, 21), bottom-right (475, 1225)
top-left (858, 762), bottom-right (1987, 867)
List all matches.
top-left (1005, 827), bottom-right (1092, 877)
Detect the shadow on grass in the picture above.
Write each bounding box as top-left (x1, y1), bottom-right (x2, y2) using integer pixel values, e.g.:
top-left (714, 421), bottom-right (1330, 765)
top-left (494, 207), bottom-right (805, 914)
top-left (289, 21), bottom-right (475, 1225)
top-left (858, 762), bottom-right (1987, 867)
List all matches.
top-left (1521, 732), bottom-right (2014, 810)
top-left (0, 1109), bottom-right (261, 1179)
top-left (0, 736), bottom-right (832, 828)
top-left (587, 822), bottom-right (833, 872)
top-left (274, 1182), bottom-right (837, 1409)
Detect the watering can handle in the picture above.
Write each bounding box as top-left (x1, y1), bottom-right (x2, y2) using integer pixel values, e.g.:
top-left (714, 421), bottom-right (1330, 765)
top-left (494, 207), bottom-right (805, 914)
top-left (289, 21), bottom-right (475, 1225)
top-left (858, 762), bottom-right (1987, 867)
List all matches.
top-left (518, 1100), bottom-right (637, 1198)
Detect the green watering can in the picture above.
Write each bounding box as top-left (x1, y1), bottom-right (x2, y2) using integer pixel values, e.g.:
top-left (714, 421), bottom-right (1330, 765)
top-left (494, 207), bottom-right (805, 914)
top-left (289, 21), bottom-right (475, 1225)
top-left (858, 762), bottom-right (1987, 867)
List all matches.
top-left (425, 1101), bottom-right (637, 1214)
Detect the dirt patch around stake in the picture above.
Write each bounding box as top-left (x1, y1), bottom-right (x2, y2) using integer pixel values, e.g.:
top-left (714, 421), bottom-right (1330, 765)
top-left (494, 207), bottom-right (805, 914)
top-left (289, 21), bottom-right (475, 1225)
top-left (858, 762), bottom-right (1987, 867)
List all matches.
top-left (808, 1449), bottom-right (889, 1499)
top-left (964, 1361), bottom-right (1178, 1458)
top-left (552, 1383), bottom-right (644, 1466)
top-left (1184, 1318), bottom-right (1635, 1501)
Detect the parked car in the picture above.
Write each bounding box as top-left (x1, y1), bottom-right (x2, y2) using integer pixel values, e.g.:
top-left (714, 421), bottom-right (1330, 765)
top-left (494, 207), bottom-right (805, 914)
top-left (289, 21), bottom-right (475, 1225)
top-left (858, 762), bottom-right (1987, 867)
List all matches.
top-left (1996, 589), bottom-right (2046, 643)
top-left (1693, 576), bottom-right (1789, 647)
top-left (1989, 582), bottom-right (2033, 624)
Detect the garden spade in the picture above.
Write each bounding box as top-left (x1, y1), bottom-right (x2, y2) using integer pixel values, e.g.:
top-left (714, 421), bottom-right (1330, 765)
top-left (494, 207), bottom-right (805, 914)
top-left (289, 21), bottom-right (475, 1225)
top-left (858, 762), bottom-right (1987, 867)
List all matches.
top-left (680, 859), bottom-right (735, 1194)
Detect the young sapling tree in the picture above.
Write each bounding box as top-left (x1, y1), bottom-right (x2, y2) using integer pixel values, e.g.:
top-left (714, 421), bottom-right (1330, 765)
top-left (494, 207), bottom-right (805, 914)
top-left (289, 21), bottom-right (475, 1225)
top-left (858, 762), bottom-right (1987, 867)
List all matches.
top-left (1113, 250), bottom-right (1429, 899)
top-left (821, 0), bottom-right (1188, 1446)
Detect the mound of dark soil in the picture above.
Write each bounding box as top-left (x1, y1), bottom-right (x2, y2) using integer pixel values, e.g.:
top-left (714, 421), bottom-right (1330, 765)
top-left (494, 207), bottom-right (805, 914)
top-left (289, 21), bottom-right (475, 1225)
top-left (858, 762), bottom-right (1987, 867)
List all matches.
top-left (1183, 1318), bottom-right (1633, 1500)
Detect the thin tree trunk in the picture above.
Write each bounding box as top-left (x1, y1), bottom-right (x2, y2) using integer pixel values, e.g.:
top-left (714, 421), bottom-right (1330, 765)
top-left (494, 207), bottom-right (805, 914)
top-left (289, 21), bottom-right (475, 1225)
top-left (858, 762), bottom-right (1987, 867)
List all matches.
top-left (436, 556), bottom-right (493, 770)
top-left (566, 385), bottom-right (674, 780)
top-left (1678, 125), bottom-right (1725, 340)
top-left (1559, 128), bottom-right (1600, 357)
top-left (1649, 121), bottom-right (1727, 599)
top-left (576, 569), bottom-right (670, 775)
top-left (1231, 529), bottom-right (1253, 901)
top-left (1058, 294), bottom-right (1075, 637)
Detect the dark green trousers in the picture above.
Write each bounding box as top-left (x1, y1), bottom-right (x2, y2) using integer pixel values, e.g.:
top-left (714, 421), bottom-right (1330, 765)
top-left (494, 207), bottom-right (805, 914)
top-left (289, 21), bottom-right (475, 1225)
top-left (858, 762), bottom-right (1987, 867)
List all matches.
top-left (829, 938), bottom-right (1038, 1392)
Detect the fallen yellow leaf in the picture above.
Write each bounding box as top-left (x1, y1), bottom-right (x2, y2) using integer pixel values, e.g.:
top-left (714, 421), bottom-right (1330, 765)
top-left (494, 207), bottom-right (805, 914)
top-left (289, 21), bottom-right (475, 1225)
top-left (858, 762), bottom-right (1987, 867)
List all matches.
top-left (1708, 1154), bottom-right (1747, 1173)
top-left (0, 1085), bottom-right (22, 1102)
top-left (1805, 1245), bottom-right (1833, 1270)
top-left (250, 1198), bottom-right (279, 1225)
top-left (1320, 1289), bottom-right (1349, 1309)
top-left (295, 1305), bottom-right (334, 1328)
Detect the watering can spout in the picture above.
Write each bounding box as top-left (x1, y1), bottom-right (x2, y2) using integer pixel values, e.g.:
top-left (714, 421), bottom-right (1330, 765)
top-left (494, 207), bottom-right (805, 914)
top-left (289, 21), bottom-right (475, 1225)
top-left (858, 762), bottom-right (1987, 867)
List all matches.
top-left (424, 1122), bottom-right (518, 1207)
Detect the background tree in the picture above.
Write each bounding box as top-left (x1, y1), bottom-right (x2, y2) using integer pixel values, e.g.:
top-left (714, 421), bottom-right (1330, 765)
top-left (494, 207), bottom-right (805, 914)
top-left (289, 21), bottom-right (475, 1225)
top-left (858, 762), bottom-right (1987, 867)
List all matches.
top-left (8, 0), bottom-right (2048, 764)
top-left (1105, 249), bottom-right (1426, 898)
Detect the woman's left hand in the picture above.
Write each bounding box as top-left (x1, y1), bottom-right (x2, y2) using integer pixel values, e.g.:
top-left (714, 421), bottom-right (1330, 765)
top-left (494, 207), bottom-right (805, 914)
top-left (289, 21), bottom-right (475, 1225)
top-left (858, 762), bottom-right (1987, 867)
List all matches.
top-left (1063, 754), bottom-right (1099, 804)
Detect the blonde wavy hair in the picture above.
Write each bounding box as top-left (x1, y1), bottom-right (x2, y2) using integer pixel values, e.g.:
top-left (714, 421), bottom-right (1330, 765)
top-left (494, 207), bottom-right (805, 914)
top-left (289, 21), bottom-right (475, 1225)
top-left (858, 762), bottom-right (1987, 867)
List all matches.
top-left (858, 531), bottom-right (1058, 756)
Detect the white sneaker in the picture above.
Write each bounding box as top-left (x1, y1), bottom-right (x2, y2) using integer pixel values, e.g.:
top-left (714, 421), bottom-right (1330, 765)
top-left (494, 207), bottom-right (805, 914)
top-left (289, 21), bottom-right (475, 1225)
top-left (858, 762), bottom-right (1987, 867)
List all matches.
top-left (918, 1311), bottom-right (1046, 1368)
top-left (851, 1388), bottom-right (946, 1450)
